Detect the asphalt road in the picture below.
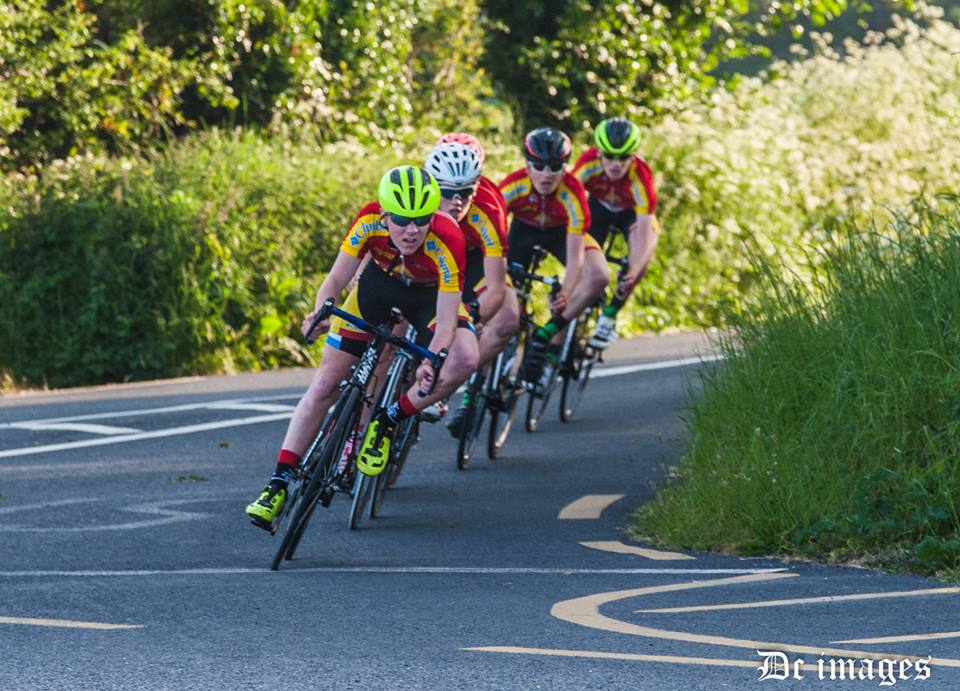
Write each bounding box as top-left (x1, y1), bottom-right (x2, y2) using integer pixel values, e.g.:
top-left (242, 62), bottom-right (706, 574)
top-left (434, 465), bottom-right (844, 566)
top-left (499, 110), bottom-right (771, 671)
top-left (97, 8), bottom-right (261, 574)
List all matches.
top-left (1, 331), bottom-right (958, 690)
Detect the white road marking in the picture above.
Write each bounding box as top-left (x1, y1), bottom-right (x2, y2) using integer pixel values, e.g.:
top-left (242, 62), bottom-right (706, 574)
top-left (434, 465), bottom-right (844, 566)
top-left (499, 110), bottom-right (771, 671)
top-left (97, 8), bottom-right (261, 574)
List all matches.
top-left (0, 412), bottom-right (293, 458)
top-left (592, 354), bottom-right (722, 379)
top-left (0, 616), bottom-right (142, 630)
top-left (205, 402), bottom-right (296, 413)
top-left (580, 541), bottom-right (696, 561)
top-left (465, 646), bottom-right (821, 671)
top-left (0, 393), bottom-right (302, 428)
top-left (558, 495), bottom-right (624, 519)
top-left (9, 422), bottom-right (142, 435)
top-left (833, 631), bottom-right (960, 645)
top-left (636, 586), bottom-right (960, 614)
top-left (0, 354), bottom-right (720, 458)
top-left (0, 498), bottom-right (211, 532)
top-left (0, 566), bottom-right (790, 578)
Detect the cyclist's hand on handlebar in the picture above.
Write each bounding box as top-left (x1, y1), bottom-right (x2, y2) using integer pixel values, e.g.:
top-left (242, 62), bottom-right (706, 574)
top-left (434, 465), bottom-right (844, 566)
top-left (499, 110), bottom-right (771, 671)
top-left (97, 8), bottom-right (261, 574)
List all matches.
top-left (615, 272), bottom-right (640, 300)
top-left (550, 290), bottom-right (568, 316)
top-left (301, 310), bottom-right (330, 341)
top-left (415, 358), bottom-right (436, 394)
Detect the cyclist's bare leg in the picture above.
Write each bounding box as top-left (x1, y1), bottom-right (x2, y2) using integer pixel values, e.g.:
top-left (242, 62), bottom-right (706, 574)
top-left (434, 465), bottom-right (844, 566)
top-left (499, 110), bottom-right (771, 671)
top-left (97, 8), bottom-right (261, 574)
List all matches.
top-left (558, 250), bottom-right (610, 322)
top-left (407, 327), bottom-right (480, 408)
top-left (280, 346), bottom-right (359, 457)
top-left (476, 287), bottom-right (520, 368)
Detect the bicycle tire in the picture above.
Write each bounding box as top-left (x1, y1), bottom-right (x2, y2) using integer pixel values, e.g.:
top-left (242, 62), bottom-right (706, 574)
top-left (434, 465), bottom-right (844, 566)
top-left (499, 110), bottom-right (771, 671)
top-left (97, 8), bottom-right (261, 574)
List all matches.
top-left (487, 336), bottom-right (524, 459)
top-left (386, 416), bottom-right (418, 488)
top-left (370, 352), bottom-right (415, 517)
top-left (271, 387), bottom-right (362, 569)
top-left (560, 317), bottom-right (598, 423)
top-left (349, 468), bottom-right (376, 529)
top-left (456, 373), bottom-right (486, 470)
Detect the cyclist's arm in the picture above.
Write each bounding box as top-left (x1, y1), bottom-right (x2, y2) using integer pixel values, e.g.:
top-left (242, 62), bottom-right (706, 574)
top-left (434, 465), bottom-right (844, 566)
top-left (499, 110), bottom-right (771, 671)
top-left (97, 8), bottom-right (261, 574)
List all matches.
top-left (479, 257), bottom-right (507, 321)
top-left (625, 214), bottom-right (659, 284)
top-left (428, 290), bottom-right (461, 354)
top-left (562, 232), bottom-right (585, 299)
top-left (314, 250), bottom-right (363, 310)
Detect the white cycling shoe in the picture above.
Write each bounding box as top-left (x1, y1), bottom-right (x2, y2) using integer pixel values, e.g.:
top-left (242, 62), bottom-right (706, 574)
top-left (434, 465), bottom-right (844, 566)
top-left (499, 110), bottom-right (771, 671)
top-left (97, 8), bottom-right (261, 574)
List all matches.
top-left (588, 315), bottom-right (618, 350)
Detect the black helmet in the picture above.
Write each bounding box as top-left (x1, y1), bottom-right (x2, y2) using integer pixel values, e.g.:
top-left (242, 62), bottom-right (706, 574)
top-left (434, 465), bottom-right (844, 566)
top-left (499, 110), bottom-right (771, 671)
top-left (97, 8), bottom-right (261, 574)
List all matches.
top-left (523, 127), bottom-right (572, 165)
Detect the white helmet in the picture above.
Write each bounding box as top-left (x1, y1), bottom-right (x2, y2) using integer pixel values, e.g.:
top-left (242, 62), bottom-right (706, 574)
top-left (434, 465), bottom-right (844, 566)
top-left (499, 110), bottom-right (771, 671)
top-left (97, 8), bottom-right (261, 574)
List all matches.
top-left (424, 143), bottom-right (482, 187)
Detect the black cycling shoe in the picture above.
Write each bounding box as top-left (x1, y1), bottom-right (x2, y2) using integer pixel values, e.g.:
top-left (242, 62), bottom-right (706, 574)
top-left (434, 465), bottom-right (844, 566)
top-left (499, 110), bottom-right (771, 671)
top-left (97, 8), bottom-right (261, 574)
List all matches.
top-left (524, 337), bottom-right (549, 384)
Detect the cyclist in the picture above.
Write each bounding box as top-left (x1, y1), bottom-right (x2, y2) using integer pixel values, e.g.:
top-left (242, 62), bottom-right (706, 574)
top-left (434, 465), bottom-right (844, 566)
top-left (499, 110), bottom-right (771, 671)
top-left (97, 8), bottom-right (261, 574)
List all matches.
top-left (572, 117), bottom-right (659, 349)
top-left (500, 127), bottom-right (610, 384)
top-left (245, 166), bottom-right (479, 528)
top-left (422, 142), bottom-right (519, 437)
top-left (436, 132), bottom-right (502, 208)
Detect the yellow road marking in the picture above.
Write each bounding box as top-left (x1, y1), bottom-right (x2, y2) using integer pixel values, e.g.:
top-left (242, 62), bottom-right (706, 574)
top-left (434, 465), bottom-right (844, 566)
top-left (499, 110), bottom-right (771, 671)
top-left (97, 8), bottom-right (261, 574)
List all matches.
top-left (465, 645), bottom-right (820, 671)
top-left (637, 587), bottom-right (960, 614)
top-left (558, 495), bottom-right (624, 519)
top-left (833, 631), bottom-right (960, 645)
top-left (581, 541), bottom-right (695, 561)
top-left (550, 573), bottom-right (960, 668)
top-left (0, 616), bottom-right (142, 630)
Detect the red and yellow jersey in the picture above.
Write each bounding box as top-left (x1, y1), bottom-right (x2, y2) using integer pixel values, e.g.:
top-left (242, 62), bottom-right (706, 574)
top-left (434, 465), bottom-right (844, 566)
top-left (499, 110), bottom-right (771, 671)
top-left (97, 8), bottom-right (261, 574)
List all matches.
top-left (340, 202), bottom-right (466, 293)
top-left (572, 148), bottom-right (657, 216)
top-left (460, 178), bottom-right (508, 258)
top-left (499, 168), bottom-right (591, 234)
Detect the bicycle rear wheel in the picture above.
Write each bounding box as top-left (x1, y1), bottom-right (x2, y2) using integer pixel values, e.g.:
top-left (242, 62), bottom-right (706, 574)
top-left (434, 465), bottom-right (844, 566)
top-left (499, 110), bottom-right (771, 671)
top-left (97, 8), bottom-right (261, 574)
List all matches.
top-left (271, 387), bottom-right (361, 570)
top-left (487, 338), bottom-right (524, 459)
top-left (349, 468), bottom-right (376, 529)
top-left (456, 373), bottom-right (486, 469)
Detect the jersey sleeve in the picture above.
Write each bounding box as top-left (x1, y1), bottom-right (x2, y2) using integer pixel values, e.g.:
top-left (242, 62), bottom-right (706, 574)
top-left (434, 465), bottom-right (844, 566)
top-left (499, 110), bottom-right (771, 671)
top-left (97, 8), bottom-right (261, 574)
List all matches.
top-left (572, 149), bottom-right (604, 192)
top-left (630, 159), bottom-right (657, 216)
top-left (499, 169), bottom-right (530, 211)
top-left (558, 175), bottom-right (591, 235)
top-left (425, 214), bottom-right (467, 293)
top-left (340, 202), bottom-right (384, 257)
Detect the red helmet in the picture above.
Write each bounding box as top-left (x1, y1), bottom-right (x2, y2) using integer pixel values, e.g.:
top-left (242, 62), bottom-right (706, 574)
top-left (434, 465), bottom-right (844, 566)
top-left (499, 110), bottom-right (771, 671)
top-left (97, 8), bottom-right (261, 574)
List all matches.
top-left (436, 132), bottom-right (485, 166)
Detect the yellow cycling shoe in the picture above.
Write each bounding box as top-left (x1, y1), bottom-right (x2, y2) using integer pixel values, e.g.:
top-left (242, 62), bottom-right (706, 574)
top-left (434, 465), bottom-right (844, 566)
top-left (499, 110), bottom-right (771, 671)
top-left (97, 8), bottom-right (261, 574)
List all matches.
top-left (356, 419), bottom-right (392, 476)
top-left (245, 484), bottom-right (286, 528)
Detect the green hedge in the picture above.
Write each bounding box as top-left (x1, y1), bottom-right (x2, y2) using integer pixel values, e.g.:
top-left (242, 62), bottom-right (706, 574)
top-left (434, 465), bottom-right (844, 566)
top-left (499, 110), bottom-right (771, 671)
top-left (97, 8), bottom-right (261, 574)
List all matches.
top-left (0, 133), bottom-right (403, 387)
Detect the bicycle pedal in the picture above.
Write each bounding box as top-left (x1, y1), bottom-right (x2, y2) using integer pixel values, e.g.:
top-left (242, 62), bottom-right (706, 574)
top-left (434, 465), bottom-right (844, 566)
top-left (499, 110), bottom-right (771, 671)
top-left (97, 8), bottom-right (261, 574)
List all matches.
top-left (319, 487), bottom-right (334, 507)
top-left (249, 516), bottom-right (275, 533)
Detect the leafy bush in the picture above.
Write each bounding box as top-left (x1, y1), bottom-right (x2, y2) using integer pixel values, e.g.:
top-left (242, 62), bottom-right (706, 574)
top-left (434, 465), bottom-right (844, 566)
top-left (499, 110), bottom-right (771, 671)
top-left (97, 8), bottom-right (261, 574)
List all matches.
top-left (629, 8), bottom-right (960, 332)
top-left (0, 132), bottom-right (405, 388)
top-left (633, 198), bottom-right (960, 575)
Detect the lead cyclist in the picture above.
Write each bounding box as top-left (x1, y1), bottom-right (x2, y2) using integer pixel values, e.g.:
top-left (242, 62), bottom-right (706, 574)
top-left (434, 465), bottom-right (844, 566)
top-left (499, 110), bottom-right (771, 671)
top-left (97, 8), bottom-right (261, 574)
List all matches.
top-left (245, 166), bottom-right (479, 528)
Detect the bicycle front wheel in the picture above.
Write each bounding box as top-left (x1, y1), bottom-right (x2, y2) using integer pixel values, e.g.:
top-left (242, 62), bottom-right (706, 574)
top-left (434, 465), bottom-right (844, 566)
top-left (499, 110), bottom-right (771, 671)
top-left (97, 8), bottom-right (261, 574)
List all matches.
top-left (560, 323), bottom-right (597, 422)
top-left (272, 387), bottom-right (362, 569)
top-left (349, 469), bottom-right (376, 530)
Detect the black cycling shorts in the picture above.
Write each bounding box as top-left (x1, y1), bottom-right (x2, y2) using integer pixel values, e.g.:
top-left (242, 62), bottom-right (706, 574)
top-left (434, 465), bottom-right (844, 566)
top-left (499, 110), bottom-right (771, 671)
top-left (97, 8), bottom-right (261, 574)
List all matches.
top-left (327, 262), bottom-right (473, 358)
top-left (586, 196), bottom-right (637, 247)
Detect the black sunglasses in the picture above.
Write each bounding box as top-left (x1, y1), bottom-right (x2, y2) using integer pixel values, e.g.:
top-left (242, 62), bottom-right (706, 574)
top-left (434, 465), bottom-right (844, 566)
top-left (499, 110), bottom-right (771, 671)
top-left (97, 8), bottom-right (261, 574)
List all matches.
top-left (530, 160), bottom-right (564, 172)
top-left (389, 212), bottom-right (433, 227)
top-left (602, 153), bottom-right (632, 162)
top-left (440, 186), bottom-right (475, 199)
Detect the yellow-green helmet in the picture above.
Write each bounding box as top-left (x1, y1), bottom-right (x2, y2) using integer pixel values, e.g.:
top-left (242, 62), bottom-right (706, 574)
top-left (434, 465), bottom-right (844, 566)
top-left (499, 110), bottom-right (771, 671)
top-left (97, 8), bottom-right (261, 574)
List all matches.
top-left (594, 118), bottom-right (640, 156)
top-left (378, 166), bottom-right (441, 218)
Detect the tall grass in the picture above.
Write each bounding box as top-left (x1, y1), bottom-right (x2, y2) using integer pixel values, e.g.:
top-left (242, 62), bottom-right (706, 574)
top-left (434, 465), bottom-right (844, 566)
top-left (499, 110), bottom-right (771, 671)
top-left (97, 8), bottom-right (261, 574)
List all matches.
top-left (634, 197), bottom-right (960, 576)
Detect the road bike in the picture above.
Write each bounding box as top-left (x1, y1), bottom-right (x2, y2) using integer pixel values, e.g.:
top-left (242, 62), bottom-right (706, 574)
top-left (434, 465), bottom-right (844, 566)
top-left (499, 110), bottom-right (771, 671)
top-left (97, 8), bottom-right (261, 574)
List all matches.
top-left (454, 246), bottom-right (557, 461)
top-left (269, 300), bottom-right (445, 570)
top-left (556, 239), bottom-right (632, 423)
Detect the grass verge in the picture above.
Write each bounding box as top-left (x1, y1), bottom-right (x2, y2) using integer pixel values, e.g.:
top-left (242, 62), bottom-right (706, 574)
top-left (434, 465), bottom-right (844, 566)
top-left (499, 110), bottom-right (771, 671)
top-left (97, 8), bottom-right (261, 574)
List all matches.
top-left (633, 197), bottom-right (960, 581)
